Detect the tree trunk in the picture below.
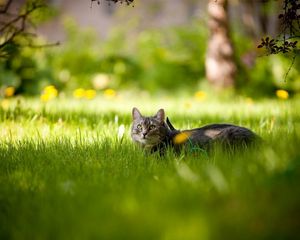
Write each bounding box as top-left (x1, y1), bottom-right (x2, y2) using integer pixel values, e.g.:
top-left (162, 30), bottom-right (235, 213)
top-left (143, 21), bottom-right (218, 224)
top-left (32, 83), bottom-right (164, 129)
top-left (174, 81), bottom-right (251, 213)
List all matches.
top-left (205, 0), bottom-right (236, 89)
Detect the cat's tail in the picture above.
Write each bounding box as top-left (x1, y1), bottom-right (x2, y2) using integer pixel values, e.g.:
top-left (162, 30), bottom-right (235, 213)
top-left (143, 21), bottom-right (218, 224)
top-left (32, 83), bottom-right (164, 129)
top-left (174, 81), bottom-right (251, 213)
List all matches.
top-left (166, 117), bottom-right (177, 131)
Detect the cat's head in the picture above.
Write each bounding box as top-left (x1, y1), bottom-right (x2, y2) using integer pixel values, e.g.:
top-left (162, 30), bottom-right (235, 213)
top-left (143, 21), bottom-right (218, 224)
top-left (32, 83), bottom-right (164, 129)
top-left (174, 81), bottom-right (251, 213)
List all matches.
top-left (131, 107), bottom-right (168, 147)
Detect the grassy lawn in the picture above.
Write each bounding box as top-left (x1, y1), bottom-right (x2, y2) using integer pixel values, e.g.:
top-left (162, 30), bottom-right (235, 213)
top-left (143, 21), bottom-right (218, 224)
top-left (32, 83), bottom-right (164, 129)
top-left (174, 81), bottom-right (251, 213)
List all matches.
top-left (0, 96), bottom-right (299, 240)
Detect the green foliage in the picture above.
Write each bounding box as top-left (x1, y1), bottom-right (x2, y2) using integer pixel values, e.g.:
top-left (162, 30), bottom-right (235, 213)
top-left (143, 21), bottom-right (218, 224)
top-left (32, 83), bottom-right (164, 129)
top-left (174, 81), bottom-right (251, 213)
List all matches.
top-left (0, 41), bottom-right (56, 95)
top-left (41, 18), bottom-right (141, 91)
top-left (43, 18), bottom-right (208, 93)
top-left (247, 55), bottom-right (300, 97)
top-left (233, 33), bottom-right (300, 97)
top-left (0, 0), bottom-right (58, 95)
top-left (0, 97), bottom-right (299, 239)
top-left (1, 14), bottom-right (299, 97)
top-left (135, 24), bottom-right (207, 91)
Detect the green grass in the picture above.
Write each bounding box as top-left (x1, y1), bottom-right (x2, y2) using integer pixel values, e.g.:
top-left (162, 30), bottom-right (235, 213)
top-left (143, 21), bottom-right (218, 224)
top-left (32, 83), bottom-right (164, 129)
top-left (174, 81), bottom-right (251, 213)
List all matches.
top-left (0, 96), bottom-right (300, 240)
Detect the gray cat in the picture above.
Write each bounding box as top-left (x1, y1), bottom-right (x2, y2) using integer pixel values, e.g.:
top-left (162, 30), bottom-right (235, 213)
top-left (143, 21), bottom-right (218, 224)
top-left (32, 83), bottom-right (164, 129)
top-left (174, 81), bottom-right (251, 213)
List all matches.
top-left (131, 107), bottom-right (259, 155)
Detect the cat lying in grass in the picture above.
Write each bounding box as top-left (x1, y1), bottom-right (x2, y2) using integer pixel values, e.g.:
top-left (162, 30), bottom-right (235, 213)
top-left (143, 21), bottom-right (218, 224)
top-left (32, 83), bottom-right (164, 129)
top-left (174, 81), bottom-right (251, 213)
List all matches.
top-left (131, 107), bottom-right (259, 155)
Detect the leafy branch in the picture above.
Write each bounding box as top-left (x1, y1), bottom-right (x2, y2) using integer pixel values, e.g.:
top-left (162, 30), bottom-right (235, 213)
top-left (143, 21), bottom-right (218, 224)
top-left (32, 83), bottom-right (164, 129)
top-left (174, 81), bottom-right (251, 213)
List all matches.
top-left (0, 0), bottom-right (59, 59)
top-left (257, 36), bottom-right (298, 54)
top-left (258, 0), bottom-right (300, 55)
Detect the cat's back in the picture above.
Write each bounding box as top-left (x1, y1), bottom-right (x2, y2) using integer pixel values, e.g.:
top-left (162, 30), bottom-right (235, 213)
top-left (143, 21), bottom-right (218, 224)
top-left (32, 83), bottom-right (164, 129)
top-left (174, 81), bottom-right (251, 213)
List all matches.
top-left (187, 123), bottom-right (258, 148)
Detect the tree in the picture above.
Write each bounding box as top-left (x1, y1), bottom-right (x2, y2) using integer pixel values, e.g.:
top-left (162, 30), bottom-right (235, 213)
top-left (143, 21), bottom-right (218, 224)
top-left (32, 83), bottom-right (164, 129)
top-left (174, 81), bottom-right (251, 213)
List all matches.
top-left (0, 0), bottom-right (58, 59)
top-left (92, 0), bottom-right (237, 90)
top-left (205, 0), bottom-right (236, 89)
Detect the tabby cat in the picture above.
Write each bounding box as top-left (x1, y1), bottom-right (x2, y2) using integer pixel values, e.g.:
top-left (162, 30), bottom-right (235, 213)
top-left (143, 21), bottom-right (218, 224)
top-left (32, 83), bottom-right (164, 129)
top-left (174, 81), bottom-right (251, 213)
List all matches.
top-left (131, 107), bottom-right (259, 155)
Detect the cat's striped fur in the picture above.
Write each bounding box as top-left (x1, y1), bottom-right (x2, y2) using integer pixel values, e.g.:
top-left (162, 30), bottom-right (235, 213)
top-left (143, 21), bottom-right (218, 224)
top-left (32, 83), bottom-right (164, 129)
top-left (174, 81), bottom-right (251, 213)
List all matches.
top-left (131, 108), bottom-right (259, 155)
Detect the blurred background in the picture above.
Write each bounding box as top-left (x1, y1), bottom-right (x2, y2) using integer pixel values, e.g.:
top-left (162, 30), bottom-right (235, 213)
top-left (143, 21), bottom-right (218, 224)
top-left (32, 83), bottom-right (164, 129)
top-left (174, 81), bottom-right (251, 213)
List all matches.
top-left (1, 3), bottom-right (300, 239)
top-left (0, 0), bottom-right (299, 99)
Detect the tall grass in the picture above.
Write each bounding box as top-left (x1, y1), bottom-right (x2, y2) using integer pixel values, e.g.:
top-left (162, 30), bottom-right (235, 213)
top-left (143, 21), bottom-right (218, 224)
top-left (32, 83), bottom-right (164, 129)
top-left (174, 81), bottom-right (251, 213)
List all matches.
top-left (0, 96), bottom-right (299, 240)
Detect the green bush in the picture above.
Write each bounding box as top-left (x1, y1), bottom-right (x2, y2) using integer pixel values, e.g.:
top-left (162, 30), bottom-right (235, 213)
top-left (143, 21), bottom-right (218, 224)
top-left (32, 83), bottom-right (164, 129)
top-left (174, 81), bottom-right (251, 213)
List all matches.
top-left (45, 18), bottom-right (208, 93)
top-left (0, 39), bottom-right (57, 95)
top-left (135, 23), bottom-right (207, 91)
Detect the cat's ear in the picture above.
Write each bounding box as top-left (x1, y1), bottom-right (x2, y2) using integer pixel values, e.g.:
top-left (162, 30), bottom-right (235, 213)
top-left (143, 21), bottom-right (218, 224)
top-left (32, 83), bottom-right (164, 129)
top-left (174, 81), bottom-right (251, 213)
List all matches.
top-left (132, 107), bottom-right (142, 120)
top-left (155, 109), bottom-right (165, 122)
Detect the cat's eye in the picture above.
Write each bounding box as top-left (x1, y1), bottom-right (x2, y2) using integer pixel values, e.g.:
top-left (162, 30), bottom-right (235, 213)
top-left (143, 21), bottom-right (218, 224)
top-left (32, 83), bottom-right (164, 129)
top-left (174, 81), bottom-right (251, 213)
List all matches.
top-left (137, 124), bottom-right (142, 130)
top-left (149, 125), bottom-right (156, 130)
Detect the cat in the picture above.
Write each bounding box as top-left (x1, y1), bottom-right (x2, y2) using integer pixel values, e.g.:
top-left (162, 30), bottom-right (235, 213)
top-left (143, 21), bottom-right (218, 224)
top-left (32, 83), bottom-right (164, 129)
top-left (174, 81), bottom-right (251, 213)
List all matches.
top-left (131, 107), bottom-right (259, 155)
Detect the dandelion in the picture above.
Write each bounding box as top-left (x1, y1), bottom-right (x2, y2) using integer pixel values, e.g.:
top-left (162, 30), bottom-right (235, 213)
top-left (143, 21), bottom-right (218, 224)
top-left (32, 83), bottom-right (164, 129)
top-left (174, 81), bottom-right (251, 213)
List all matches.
top-left (84, 89), bottom-right (96, 100)
top-left (194, 90), bottom-right (206, 101)
top-left (73, 88), bottom-right (85, 99)
top-left (40, 93), bottom-right (50, 102)
top-left (104, 88), bottom-right (116, 98)
top-left (276, 89), bottom-right (289, 100)
top-left (44, 85), bottom-right (58, 96)
top-left (41, 85), bottom-right (58, 102)
top-left (4, 86), bottom-right (15, 97)
top-left (173, 131), bottom-right (192, 144)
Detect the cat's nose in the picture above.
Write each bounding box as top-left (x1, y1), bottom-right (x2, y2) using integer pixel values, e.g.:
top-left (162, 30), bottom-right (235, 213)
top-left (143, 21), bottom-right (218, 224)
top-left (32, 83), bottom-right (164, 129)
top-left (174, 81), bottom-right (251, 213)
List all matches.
top-left (142, 132), bottom-right (147, 138)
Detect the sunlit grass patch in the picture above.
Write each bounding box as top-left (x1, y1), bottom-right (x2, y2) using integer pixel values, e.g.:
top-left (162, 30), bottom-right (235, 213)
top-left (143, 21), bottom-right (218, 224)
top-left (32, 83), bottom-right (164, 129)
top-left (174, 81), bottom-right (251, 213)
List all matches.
top-left (0, 96), bottom-right (299, 239)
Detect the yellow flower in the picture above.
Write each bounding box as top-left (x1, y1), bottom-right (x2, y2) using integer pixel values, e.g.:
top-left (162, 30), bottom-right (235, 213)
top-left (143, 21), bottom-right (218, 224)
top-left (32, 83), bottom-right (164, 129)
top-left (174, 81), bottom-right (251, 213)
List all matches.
top-left (41, 85), bottom-right (58, 102)
top-left (4, 86), bottom-right (15, 97)
top-left (43, 85), bottom-right (58, 96)
top-left (44, 85), bottom-right (55, 92)
top-left (276, 89), bottom-right (289, 100)
top-left (40, 93), bottom-right (50, 102)
top-left (84, 89), bottom-right (96, 100)
top-left (194, 90), bottom-right (206, 101)
top-left (173, 131), bottom-right (192, 145)
top-left (104, 89), bottom-right (116, 98)
top-left (73, 88), bottom-right (85, 99)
